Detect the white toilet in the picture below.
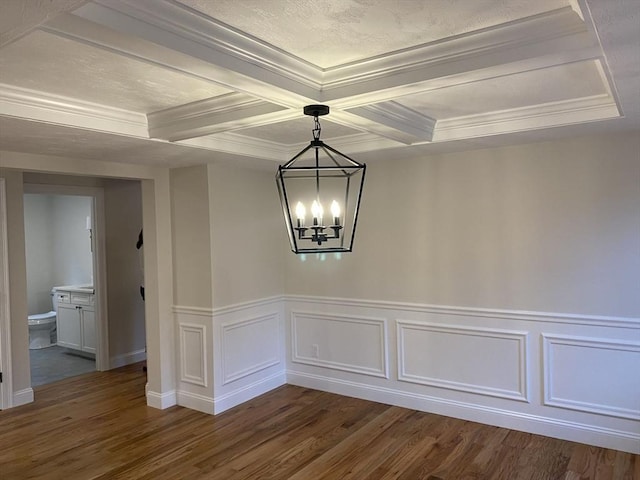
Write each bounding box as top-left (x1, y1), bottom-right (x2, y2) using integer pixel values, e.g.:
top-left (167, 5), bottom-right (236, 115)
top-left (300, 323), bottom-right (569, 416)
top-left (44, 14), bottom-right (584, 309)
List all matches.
top-left (28, 310), bottom-right (57, 350)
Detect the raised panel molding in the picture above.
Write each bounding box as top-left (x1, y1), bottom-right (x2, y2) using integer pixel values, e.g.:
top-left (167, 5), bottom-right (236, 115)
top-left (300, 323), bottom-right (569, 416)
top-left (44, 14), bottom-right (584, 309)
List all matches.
top-left (221, 313), bottom-right (281, 385)
top-left (285, 295), bottom-right (640, 329)
top-left (179, 322), bottom-right (207, 387)
top-left (397, 321), bottom-right (529, 402)
top-left (291, 311), bottom-right (388, 378)
top-left (543, 335), bottom-right (640, 420)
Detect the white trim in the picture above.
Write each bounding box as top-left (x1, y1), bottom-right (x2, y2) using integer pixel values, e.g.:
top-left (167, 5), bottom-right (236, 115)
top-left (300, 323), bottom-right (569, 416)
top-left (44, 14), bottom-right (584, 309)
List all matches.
top-left (12, 388), bottom-right (34, 407)
top-left (180, 132), bottom-right (288, 163)
top-left (179, 323), bottom-right (208, 387)
top-left (221, 313), bottom-right (280, 385)
top-left (173, 305), bottom-right (214, 317)
top-left (212, 296), bottom-right (283, 317)
top-left (434, 94), bottom-right (620, 142)
top-left (173, 297), bottom-right (284, 317)
top-left (213, 371), bottom-right (286, 414)
top-left (287, 371), bottom-right (640, 455)
top-left (291, 311), bottom-right (388, 379)
top-left (148, 93), bottom-right (291, 142)
top-left (0, 179), bottom-right (12, 409)
top-left (542, 334), bottom-right (640, 420)
top-left (345, 102), bottom-right (436, 142)
top-left (284, 295), bottom-right (640, 329)
top-left (177, 390), bottom-right (214, 414)
top-left (397, 321), bottom-right (529, 402)
top-left (70, 1), bottom-right (319, 101)
top-left (146, 389), bottom-right (177, 409)
top-left (0, 84), bottom-right (148, 137)
top-left (109, 348), bottom-right (147, 369)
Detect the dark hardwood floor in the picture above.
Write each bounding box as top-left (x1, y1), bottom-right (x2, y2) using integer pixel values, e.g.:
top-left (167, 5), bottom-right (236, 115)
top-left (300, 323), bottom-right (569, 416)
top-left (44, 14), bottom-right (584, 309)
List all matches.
top-left (1, 363), bottom-right (637, 479)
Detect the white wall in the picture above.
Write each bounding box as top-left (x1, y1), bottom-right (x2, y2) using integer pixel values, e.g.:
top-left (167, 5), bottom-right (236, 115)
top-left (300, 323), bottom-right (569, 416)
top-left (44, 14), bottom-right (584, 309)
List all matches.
top-left (104, 179), bottom-right (146, 367)
top-left (208, 162), bottom-right (286, 307)
top-left (51, 195), bottom-right (93, 287)
top-left (170, 165), bottom-right (213, 309)
top-left (286, 132), bottom-right (640, 318)
top-left (23, 194), bottom-right (55, 314)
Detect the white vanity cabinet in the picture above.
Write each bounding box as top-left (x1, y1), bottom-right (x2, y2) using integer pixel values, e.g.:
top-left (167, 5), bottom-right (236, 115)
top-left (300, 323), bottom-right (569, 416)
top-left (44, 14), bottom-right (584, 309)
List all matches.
top-left (54, 288), bottom-right (96, 354)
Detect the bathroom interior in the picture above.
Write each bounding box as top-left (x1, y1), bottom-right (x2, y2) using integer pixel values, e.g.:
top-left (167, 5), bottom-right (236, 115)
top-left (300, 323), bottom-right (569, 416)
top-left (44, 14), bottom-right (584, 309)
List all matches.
top-left (24, 192), bottom-right (97, 386)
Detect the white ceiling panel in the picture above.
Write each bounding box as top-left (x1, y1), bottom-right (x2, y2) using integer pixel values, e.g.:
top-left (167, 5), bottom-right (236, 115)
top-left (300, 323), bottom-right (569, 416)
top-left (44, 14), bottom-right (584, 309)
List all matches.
top-left (234, 117), bottom-right (362, 145)
top-left (0, 117), bottom-right (215, 166)
top-left (0, 0), bottom-right (637, 168)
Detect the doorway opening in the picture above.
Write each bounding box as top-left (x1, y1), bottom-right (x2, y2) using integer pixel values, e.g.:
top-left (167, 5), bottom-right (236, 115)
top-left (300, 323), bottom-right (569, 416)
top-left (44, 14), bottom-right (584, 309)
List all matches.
top-left (23, 187), bottom-right (103, 386)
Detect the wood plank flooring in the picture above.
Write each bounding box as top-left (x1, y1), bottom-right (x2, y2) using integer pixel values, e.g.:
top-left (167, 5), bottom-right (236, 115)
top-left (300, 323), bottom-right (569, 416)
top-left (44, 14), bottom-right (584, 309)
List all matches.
top-left (1, 363), bottom-right (637, 479)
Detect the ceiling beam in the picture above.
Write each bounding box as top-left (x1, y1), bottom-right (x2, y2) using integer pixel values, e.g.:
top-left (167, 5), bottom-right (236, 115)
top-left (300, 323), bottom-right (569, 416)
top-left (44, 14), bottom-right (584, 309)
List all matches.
top-left (147, 93), bottom-right (295, 142)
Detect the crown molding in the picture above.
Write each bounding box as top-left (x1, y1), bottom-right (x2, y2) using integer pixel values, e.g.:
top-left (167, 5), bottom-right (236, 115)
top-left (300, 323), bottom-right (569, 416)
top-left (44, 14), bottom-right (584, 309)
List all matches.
top-left (0, 84), bottom-right (148, 137)
top-left (73, 0), bottom-right (321, 100)
top-left (179, 132), bottom-right (288, 162)
top-left (323, 9), bottom-right (599, 108)
top-left (323, 7), bottom-right (591, 90)
top-left (434, 95), bottom-right (620, 142)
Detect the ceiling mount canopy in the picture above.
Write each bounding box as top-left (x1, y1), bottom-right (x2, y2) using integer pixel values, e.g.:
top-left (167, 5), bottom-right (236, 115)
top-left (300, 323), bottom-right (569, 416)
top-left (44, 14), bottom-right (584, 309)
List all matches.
top-left (276, 105), bottom-right (366, 254)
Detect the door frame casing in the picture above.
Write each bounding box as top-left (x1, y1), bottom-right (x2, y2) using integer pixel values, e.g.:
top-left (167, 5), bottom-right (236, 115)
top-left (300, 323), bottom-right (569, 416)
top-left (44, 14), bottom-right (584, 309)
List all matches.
top-left (0, 178), bottom-right (13, 408)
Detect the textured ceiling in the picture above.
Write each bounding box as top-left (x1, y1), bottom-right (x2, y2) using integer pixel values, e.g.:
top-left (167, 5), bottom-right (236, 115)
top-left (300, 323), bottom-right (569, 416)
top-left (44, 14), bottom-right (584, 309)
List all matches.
top-left (0, 30), bottom-right (232, 112)
top-left (179, 0), bottom-right (565, 68)
top-left (0, 0), bottom-right (638, 168)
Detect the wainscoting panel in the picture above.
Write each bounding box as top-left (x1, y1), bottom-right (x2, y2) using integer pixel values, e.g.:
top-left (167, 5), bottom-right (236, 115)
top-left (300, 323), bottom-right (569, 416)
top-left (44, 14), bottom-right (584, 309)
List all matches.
top-left (397, 321), bottom-right (529, 402)
top-left (285, 295), bottom-right (640, 454)
top-left (543, 334), bottom-right (640, 420)
top-left (221, 313), bottom-right (280, 385)
top-left (212, 297), bottom-right (285, 414)
top-left (291, 311), bottom-right (388, 378)
top-left (173, 306), bottom-right (215, 413)
top-left (179, 323), bottom-right (207, 387)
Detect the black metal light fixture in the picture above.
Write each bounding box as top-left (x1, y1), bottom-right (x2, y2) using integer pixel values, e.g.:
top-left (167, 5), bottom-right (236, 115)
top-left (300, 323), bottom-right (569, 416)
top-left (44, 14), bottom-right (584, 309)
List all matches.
top-left (276, 105), bottom-right (366, 254)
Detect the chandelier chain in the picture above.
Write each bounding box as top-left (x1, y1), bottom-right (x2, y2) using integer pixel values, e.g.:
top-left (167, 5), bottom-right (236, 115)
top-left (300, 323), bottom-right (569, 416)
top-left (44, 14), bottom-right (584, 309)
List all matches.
top-left (313, 115), bottom-right (322, 141)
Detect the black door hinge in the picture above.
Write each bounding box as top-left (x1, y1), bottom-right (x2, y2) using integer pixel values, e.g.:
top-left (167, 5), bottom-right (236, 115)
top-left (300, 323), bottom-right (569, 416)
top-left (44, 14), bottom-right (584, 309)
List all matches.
top-left (0, 372), bottom-right (3, 383)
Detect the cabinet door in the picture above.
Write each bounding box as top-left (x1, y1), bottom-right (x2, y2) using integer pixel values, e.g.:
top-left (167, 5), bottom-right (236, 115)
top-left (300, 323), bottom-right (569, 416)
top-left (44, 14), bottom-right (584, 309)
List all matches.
top-left (57, 305), bottom-right (81, 350)
top-left (81, 307), bottom-right (96, 354)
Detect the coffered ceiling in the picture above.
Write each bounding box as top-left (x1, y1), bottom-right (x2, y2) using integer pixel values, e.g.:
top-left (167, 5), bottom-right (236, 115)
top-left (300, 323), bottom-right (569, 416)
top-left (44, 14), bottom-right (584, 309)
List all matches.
top-left (0, 0), bottom-right (638, 167)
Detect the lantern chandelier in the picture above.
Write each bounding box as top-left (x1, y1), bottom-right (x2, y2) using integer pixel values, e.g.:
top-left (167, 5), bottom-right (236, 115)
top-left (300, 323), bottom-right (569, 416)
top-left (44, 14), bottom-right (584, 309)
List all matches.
top-left (276, 105), bottom-right (366, 254)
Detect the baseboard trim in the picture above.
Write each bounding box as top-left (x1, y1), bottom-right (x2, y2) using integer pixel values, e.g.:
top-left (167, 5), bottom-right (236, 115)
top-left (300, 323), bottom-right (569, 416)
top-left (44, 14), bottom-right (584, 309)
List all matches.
top-left (287, 371), bottom-right (640, 454)
top-left (109, 349), bottom-right (147, 369)
top-left (177, 390), bottom-right (215, 414)
top-left (214, 371), bottom-right (286, 414)
top-left (146, 389), bottom-right (177, 410)
top-left (13, 387), bottom-right (34, 407)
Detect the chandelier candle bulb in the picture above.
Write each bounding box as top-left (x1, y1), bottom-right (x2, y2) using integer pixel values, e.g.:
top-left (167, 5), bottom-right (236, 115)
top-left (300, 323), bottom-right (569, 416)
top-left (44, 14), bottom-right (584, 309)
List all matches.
top-left (295, 201), bottom-right (306, 227)
top-left (311, 200), bottom-right (323, 225)
top-left (330, 200), bottom-right (341, 225)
